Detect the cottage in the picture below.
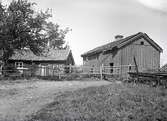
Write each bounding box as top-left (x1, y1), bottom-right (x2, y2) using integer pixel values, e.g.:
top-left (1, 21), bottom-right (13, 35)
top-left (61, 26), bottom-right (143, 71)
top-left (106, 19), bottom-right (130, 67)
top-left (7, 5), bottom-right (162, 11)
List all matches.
top-left (8, 46), bottom-right (75, 76)
top-left (81, 32), bottom-right (163, 77)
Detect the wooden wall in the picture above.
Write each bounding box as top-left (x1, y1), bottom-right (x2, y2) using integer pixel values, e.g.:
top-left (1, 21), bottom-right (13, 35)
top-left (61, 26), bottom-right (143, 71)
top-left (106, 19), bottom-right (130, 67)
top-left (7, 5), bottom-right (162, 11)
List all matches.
top-left (120, 38), bottom-right (160, 76)
top-left (82, 54), bottom-right (100, 73)
top-left (66, 51), bottom-right (75, 65)
top-left (8, 60), bottom-right (67, 76)
top-left (82, 37), bottom-right (161, 78)
top-left (100, 50), bottom-right (121, 75)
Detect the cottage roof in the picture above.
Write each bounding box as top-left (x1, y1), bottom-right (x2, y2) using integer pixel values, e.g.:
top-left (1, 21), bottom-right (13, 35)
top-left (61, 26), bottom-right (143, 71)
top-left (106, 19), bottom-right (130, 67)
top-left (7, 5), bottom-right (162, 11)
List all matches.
top-left (10, 47), bottom-right (71, 61)
top-left (81, 32), bottom-right (163, 57)
top-left (160, 64), bottom-right (167, 72)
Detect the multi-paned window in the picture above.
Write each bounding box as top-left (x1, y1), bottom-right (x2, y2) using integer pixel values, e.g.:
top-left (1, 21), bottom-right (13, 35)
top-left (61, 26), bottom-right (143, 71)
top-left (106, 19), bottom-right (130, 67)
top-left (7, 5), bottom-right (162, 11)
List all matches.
top-left (15, 62), bottom-right (23, 68)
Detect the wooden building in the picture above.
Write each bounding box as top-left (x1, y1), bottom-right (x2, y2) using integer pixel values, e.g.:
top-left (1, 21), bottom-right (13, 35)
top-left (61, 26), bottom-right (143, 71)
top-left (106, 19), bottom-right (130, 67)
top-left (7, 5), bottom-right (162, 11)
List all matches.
top-left (8, 46), bottom-right (75, 76)
top-left (81, 32), bottom-right (163, 77)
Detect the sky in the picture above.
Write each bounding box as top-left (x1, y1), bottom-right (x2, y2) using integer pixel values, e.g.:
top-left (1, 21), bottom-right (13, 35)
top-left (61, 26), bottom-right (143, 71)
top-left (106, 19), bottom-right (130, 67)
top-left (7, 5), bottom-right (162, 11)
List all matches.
top-left (1, 0), bottom-right (167, 66)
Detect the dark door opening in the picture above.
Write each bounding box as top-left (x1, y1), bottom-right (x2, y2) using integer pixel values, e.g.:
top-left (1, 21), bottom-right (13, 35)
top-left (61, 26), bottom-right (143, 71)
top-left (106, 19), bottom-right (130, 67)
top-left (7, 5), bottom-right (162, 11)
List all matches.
top-left (110, 63), bottom-right (114, 73)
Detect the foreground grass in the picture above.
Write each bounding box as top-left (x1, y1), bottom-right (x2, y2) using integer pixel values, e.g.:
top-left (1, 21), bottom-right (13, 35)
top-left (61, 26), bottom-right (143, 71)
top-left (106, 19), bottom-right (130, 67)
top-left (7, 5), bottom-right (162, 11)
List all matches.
top-left (29, 82), bottom-right (167, 121)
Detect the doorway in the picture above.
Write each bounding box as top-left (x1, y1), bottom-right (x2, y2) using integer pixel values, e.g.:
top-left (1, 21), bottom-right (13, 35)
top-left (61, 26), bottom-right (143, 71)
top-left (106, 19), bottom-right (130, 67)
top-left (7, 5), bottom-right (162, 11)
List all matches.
top-left (110, 63), bottom-right (114, 73)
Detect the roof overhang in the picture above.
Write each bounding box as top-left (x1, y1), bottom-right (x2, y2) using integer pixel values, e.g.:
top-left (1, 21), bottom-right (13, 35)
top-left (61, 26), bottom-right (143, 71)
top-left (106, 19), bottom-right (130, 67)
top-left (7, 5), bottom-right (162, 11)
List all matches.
top-left (118, 33), bottom-right (163, 53)
top-left (81, 32), bottom-right (163, 58)
top-left (81, 51), bottom-right (101, 57)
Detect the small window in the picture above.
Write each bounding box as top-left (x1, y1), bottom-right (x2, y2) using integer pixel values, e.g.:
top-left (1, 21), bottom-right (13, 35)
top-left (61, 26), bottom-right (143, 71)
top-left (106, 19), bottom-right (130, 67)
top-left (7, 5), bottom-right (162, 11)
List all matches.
top-left (15, 62), bottom-right (23, 68)
top-left (140, 41), bottom-right (144, 45)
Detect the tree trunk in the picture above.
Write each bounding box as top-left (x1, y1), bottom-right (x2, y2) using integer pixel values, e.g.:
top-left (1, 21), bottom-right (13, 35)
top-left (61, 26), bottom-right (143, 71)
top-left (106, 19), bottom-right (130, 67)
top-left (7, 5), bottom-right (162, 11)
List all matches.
top-left (1, 49), bottom-right (10, 77)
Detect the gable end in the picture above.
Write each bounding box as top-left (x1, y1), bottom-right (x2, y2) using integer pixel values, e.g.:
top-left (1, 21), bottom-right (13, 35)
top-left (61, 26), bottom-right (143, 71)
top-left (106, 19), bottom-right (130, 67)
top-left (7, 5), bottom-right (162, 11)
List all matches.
top-left (118, 33), bottom-right (163, 53)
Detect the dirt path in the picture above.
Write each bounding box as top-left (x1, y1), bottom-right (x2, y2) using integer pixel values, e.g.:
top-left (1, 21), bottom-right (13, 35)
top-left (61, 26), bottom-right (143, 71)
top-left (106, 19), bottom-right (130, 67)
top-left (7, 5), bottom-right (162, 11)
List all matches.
top-left (0, 79), bottom-right (111, 121)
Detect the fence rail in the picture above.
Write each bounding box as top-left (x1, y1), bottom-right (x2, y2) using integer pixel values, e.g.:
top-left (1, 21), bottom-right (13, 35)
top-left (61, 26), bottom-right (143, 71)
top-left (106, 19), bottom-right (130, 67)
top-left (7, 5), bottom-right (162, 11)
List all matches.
top-left (0, 64), bottom-right (136, 79)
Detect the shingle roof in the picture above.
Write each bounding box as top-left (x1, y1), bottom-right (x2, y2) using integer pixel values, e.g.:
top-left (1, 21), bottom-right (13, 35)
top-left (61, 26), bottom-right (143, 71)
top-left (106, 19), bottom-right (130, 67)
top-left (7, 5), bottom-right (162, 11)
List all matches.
top-left (160, 64), bottom-right (167, 72)
top-left (10, 47), bottom-right (71, 61)
top-left (81, 32), bottom-right (163, 57)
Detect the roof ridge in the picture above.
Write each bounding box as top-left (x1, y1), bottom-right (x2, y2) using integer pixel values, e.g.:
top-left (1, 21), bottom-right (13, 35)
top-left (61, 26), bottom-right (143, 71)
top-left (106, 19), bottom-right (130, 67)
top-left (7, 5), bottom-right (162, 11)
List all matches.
top-left (81, 32), bottom-right (142, 56)
top-left (11, 47), bottom-right (71, 61)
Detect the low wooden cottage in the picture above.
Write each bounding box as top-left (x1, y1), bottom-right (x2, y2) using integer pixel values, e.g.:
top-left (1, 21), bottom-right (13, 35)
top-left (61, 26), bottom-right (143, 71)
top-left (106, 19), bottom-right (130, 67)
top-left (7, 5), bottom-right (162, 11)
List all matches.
top-left (81, 32), bottom-right (163, 77)
top-left (8, 46), bottom-right (75, 76)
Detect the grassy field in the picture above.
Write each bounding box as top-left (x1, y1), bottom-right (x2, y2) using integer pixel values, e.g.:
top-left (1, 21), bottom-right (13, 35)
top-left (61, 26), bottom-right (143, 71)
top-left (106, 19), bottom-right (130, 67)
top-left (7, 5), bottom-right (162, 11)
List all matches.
top-left (29, 82), bottom-right (167, 121)
top-left (0, 79), bottom-right (110, 121)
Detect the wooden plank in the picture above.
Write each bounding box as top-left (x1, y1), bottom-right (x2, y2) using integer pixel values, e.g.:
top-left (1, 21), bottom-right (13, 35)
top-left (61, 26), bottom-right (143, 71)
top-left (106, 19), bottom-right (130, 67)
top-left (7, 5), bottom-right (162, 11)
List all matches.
top-left (133, 56), bottom-right (139, 82)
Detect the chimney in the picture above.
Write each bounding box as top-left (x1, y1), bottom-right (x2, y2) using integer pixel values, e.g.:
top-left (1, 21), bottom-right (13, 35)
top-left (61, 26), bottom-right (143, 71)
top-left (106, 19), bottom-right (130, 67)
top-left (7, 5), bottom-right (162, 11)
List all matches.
top-left (115, 35), bottom-right (124, 41)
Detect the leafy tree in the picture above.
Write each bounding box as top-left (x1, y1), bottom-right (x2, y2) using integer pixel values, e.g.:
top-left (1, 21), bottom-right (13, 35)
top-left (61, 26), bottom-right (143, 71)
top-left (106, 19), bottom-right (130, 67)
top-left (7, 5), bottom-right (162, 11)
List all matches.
top-left (0, 0), bottom-right (68, 66)
top-left (45, 22), bottom-right (70, 49)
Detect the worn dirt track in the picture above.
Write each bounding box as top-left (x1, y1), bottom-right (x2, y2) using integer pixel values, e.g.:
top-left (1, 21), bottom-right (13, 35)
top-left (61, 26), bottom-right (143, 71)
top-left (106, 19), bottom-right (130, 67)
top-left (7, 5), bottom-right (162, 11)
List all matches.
top-left (0, 79), bottom-right (111, 121)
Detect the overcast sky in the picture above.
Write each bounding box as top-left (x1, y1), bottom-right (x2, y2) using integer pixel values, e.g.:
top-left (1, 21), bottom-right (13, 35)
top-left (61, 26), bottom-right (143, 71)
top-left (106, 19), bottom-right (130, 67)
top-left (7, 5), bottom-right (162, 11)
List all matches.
top-left (2, 0), bottom-right (167, 66)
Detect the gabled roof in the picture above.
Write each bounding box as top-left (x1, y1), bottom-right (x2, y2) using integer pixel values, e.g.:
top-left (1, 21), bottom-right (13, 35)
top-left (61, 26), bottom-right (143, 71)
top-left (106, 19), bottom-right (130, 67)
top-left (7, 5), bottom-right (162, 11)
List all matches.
top-left (10, 47), bottom-right (71, 61)
top-left (81, 32), bottom-right (163, 57)
top-left (160, 64), bottom-right (167, 72)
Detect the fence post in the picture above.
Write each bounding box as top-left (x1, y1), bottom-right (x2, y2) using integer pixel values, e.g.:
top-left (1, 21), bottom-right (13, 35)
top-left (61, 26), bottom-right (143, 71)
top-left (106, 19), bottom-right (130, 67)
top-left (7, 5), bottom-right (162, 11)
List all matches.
top-left (133, 56), bottom-right (139, 82)
top-left (58, 65), bottom-right (61, 80)
top-left (69, 64), bottom-right (72, 73)
top-left (0, 65), bottom-right (2, 76)
top-left (100, 64), bottom-right (103, 80)
top-left (58, 72), bottom-right (60, 79)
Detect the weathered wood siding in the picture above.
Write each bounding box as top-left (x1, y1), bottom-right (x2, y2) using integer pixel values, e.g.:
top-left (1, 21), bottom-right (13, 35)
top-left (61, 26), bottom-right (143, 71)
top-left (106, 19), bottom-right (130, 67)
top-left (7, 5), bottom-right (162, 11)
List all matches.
top-left (82, 54), bottom-right (100, 73)
top-left (82, 37), bottom-right (161, 77)
top-left (66, 51), bottom-right (75, 65)
top-left (8, 60), bottom-right (68, 76)
top-left (100, 50), bottom-right (121, 74)
top-left (120, 38), bottom-right (160, 75)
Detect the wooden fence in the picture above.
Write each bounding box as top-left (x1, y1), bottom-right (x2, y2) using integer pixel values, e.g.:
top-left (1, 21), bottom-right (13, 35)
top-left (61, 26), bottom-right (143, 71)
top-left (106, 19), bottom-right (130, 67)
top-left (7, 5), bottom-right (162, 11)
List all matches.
top-left (0, 64), bottom-right (136, 79)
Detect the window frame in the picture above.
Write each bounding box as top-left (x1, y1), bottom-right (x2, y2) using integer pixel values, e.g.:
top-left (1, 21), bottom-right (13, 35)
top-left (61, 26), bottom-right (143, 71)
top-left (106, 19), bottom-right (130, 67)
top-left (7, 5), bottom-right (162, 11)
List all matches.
top-left (140, 41), bottom-right (144, 45)
top-left (15, 62), bottom-right (23, 68)
top-left (110, 63), bottom-right (114, 73)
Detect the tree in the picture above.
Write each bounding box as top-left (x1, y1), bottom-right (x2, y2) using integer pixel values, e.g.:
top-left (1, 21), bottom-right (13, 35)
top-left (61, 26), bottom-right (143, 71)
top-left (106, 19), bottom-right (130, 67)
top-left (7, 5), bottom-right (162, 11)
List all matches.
top-left (0, 0), bottom-right (68, 66)
top-left (45, 22), bottom-right (70, 49)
